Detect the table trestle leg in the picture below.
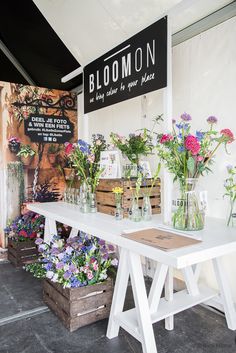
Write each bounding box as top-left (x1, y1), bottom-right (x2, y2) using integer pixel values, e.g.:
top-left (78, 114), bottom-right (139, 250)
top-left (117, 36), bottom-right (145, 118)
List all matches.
top-left (107, 248), bottom-right (130, 339)
top-left (148, 263), bottom-right (168, 314)
top-left (165, 267), bottom-right (174, 330)
top-left (212, 257), bottom-right (236, 330)
top-left (44, 218), bottom-right (57, 243)
top-left (129, 251), bottom-right (157, 353)
top-left (182, 266), bottom-right (200, 296)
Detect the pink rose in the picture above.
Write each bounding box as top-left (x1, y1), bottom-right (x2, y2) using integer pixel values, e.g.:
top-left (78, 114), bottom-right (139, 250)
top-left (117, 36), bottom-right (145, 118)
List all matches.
top-left (185, 135), bottom-right (200, 155)
top-left (160, 134), bottom-right (173, 144)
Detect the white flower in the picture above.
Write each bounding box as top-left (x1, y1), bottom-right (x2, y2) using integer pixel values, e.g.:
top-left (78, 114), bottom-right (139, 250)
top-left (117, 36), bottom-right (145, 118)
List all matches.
top-left (46, 271), bottom-right (54, 279)
top-left (99, 273), bottom-right (108, 280)
top-left (111, 258), bottom-right (118, 267)
top-left (64, 264), bottom-right (69, 271)
top-left (51, 273), bottom-right (58, 282)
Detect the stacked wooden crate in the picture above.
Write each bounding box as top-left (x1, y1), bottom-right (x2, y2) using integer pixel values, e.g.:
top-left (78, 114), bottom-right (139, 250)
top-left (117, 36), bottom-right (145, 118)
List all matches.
top-left (43, 278), bottom-right (114, 332)
top-left (8, 239), bottom-right (38, 267)
top-left (96, 178), bottom-right (161, 217)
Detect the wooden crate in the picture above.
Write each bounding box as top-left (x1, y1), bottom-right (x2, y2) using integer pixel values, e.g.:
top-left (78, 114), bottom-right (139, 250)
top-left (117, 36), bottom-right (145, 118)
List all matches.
top-left (43, 278), bottom-right (114, 332)
top-left (7, 239), bottom-right (38, 268)
top-left (96, 178), bottom-right (161, 217)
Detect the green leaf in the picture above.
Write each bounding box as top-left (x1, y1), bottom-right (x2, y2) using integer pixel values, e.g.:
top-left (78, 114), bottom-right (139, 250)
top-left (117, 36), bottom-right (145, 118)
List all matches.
top-left (187, 156), bottom-right (195, 175)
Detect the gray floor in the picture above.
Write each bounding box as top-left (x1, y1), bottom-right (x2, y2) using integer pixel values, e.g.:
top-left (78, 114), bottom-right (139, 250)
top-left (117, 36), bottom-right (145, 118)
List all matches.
top-left (0, 263), bottom-right (236, 353)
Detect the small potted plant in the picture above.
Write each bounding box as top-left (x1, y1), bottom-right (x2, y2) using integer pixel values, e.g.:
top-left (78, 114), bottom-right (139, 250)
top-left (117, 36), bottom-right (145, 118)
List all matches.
top-left (47, 144), bottom-right (60, 165)
top-left (17, 144), bottom-right (36, 166)
top-left (5, 211), bottom-right (45, 267)
top-left (8, 136), bottom-right (21, 154)
top-left (25, 233), bottom-right (118, 331)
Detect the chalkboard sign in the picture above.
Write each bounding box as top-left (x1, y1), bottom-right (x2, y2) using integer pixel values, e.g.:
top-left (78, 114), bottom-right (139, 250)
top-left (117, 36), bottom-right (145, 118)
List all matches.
top-left (24, 114), bottom-right (74, 143)
top-left (84, 16), bottom-right (167, 113)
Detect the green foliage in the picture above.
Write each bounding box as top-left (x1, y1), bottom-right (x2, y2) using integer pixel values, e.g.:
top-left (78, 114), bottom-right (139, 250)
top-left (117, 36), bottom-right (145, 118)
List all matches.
top-left (7, 161), bottom-right (25, 204)
top-left (17, 144), bottom-right (36, 158)
top-left (47, 144), bottom-right (61, 154)
top-left (25, 262), bottom-right (46, 279)
top-left (110, 130), bottom-right (153, 165)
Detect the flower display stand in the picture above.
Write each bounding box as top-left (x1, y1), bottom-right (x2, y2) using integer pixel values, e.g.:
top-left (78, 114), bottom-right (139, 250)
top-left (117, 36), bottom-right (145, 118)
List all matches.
top-left (96, 178), bottom-right (161, 217)
top-left (7, 239), bottom-right (38, 268)
top-left (43, 278), bottom-right (114, 332)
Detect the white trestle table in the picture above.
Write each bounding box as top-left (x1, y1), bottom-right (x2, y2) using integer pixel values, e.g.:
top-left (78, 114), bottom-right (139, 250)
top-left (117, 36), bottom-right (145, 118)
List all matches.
top-left (28, 202), bottom-right (236, 353)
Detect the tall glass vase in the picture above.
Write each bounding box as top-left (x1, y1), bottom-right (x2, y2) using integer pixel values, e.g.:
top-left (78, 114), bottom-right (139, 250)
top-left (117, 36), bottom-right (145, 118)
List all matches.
top-left (80, 181), bottom-right (90, 213)
top-left (89, 192), bottom-right (97, 213)
top-left (114, 194), bottom-right (123, 220)
top-left (227, 200), bottom-right (236, 227)
top-left (142, 195), bottom-right (152, 221)
top-left (172, 178), bottom-right (205, 231)
top-left (129, 197), bottom-right (141, 222)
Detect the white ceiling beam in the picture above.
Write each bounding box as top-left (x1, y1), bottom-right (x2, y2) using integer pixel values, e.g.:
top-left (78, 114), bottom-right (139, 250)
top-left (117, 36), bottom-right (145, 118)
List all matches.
top-left (173, 1), bottom-right (236, 46)
top-left (61, 67), bottom-right (83, 83)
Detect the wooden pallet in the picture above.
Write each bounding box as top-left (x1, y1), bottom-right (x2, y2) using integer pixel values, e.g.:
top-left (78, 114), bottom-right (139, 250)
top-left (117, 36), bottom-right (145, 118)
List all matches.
top-left (43, 278), bottom-right (114, 332)
top-left (96, 178), bottom-right (161, 217)
top-left (7, 239), bottom-right (38, 268)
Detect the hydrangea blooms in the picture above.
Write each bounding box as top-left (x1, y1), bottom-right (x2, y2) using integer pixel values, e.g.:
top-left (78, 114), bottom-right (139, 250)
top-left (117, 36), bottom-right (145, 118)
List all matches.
top-left (5, 211), bottom-right (45, 242)
top-left (26, 233), bottom-right (118, 288)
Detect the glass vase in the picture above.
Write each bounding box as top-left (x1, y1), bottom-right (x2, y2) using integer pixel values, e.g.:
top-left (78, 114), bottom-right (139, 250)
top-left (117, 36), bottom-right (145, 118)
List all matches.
top-left (172, 178), bottom-right (205, 231)
top-left (142, 195), bottom-right (152, 221)
top-left (114, 195), bottom-right (123, 220)
top-left (129, 197), bottom-right (141, 222)
top-left (80, 182), bottom-right (90, 213)
top-left (227, 200), bottom-right (236, 227)
top-left (89, 192), bottom-right (97, 213)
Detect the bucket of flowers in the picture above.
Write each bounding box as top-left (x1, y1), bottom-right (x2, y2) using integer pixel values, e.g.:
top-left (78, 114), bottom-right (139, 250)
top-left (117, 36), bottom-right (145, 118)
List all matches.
top-left (25, 233), bottom-right (118, 331)
top-left (5, 211), bottom-right (45, 267)
top-left (156, 113), bottom-right (234, 231)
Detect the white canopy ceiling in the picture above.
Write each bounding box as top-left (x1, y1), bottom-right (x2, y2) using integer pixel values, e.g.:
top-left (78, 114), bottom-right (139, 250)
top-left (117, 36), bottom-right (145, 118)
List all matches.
top-left (33, 0), bottom-right (232, 67)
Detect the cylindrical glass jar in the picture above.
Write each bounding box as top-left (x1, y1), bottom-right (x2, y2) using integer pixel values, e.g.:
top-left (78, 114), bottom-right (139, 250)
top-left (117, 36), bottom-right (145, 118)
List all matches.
top-left (172, 178), bottom-right (205, 231)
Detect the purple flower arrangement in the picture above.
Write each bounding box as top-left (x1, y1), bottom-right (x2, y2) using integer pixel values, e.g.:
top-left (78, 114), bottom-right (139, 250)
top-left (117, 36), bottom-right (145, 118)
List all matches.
top-left (26, 233), bottom-right (118, 288)
top-left (5, 211), bottom-right (45, 242)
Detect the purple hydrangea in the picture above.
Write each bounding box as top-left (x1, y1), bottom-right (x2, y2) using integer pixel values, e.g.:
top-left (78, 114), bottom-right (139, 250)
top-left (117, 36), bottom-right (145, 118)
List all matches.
top-left (56, 261), bottom-right (64, 270)
top-left (207, 116), bottom-right (218, 125)
top-left (180, 112), bottom-right (192, 122)
top-left (63, 271), bottom-right (72, 280)
top-left (35, 238), bottom-right (43, 245)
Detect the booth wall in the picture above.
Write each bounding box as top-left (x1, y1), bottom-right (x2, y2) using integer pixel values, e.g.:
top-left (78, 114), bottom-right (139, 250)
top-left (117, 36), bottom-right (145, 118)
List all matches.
top-left (78, 16), bottom-right (236, 300)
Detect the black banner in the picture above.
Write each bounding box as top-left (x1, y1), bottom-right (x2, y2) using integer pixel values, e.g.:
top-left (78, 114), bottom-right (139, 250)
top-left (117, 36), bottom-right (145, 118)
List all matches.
top-left (24, 114), bottom-right (74, 143)
top-left (84, 16), bottom-right (167, 113)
